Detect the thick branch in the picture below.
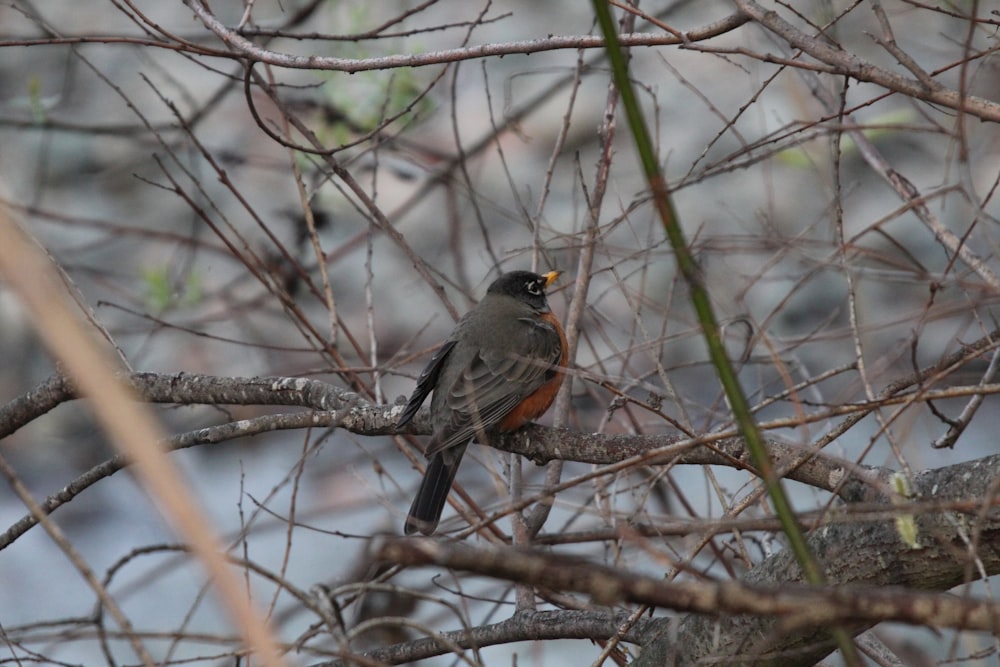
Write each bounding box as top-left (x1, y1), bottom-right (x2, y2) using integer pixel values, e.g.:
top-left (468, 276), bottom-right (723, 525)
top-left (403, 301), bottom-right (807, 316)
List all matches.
top-left (4, 372), bottom-right (1000, 666)
top-left (376, 444), bottom-right (1000, 667)
top-left (1, 365), bottom-right (991, 553)
top-left (644, 452), bottom-right (1000, 667)
top-left (378, 525), bottom-right (1000, 634)
top-left (1, 373), bottom-right (864, 485)
top-left (318, 609), bottom-right (652, 666)
top-left (0, 372), bottom-right (383, 441)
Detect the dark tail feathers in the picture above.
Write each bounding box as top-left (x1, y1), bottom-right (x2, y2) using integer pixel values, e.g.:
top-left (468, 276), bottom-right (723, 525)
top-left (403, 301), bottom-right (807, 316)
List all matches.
top-left (404, 447), bottom-right (465, 535)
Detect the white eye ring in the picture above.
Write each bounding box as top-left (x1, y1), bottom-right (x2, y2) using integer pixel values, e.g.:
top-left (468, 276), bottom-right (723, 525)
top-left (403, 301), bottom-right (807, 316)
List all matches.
top-left (526, 280), bottom-right (542, 295)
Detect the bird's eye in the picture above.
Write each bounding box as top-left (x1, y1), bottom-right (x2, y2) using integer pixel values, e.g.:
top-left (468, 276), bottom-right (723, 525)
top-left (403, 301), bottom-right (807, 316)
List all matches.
top-left (525, 280), bottom-right (542, 295)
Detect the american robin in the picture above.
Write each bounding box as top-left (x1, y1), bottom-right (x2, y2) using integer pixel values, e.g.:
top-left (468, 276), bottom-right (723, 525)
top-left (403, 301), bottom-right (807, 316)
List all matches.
top-left (396, 270), bottom-right (568, 535)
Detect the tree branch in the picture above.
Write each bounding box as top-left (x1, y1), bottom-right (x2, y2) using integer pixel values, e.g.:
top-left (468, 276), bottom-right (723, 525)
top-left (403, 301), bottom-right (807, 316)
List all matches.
top-left (317, 609), bottom-right (652, 666)
top-left (647, 452), bottom-right (1000, 666)
top-left (5, 333), bottom-right (1000, 554)
top-left (378, 510), bottom-right (1000, 636)
top-left (732, 0), bottom-right (1000, 122)
top-left (378, 444), bottom-right (1000, 667)
top-left (181, 2), bottom-right (749, 73)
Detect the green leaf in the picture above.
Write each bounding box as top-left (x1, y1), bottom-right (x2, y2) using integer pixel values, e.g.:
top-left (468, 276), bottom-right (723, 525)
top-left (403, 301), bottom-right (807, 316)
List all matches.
top-left (141, 266), bottom-right (203, 312)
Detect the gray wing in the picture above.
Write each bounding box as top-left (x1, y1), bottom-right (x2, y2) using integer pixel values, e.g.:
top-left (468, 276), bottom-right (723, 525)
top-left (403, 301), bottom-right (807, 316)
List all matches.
top-left (427, 316), bottom-right (562, 456)
top-left (397, 339), bottom-right (457, 427)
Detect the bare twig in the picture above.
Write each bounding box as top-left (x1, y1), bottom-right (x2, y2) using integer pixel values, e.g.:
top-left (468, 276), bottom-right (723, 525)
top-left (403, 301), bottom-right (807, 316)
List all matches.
top-left (0, 207), bottom-right (288, 667)
top-left (932, 343), bottom-right (1000, 448)
top-left (733, 0), bottom-right (1000, 122)
top-left (0, 453), bottom-right (157, 667)
top-left (183, 2), bottom-right (749, 73)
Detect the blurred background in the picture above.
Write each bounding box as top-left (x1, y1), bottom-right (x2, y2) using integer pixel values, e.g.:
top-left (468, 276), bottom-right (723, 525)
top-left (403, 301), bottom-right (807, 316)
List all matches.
top-left (2, 0), bottom-right (999, 664)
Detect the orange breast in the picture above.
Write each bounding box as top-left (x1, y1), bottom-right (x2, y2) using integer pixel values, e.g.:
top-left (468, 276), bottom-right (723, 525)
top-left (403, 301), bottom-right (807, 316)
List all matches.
top-left (498, 311), bottom-right (568, 431)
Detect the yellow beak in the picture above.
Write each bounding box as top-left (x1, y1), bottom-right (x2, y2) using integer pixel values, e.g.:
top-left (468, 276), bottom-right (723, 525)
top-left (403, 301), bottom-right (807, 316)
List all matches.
top-left (542, 270), bottom-right (561, 288)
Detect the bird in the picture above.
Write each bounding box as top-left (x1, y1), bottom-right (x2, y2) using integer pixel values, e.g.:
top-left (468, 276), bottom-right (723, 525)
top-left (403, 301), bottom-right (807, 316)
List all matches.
top-left (396, 270), bottom-right (568, 535)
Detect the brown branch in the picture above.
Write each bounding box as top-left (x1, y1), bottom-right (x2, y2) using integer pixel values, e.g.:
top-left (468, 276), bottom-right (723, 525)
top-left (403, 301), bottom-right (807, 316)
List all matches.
top-left (3, 367), bottom-right (1000, 665)
top-left (180, 0), bottom-right (1000, 124)
top-left (380, 445), bottom-right (1000, 667)
top-left (0, 372), bottom-right (873, 487)
top-left (642, 451), bottom-right (1000, 667)
top-left (182, 2), bottom-right (749, 72)
top-left (378, 528), bottom-right (1000, 636)
top-left (0, 369), bottom-right (868, 552)
top-left (316, 609), bottom-right (652, 666)
top-left (732, 0), bottom-right (1000, 122)
top-left (5, 339), bottom-right (1000, 554)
